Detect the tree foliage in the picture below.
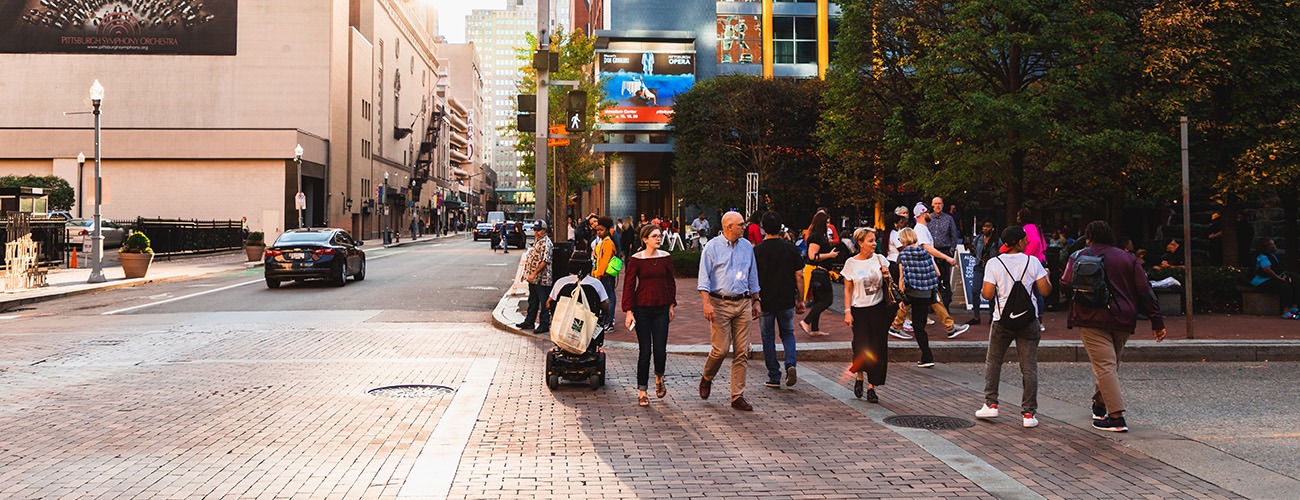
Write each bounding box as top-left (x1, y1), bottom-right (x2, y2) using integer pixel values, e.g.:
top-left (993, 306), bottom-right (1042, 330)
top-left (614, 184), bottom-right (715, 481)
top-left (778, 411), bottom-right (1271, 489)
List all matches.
top-left (671, 75), bottom-right (825, 219)
top-left (0, 175), bottom-right (74, 211)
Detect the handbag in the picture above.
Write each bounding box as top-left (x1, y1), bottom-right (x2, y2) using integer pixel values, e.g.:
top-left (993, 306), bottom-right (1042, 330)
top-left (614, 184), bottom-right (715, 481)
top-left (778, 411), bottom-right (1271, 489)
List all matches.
top-left (883, 273), bottom-right (904, 306)
top-left (605, 255), bottom-right (623, 276)
top-left (550, 284), bottom-right (598, 354)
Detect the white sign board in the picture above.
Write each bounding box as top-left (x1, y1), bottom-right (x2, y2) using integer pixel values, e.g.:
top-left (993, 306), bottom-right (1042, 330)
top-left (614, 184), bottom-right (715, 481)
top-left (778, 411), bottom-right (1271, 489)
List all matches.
top-left (295, 192), bottom-right (306, 210)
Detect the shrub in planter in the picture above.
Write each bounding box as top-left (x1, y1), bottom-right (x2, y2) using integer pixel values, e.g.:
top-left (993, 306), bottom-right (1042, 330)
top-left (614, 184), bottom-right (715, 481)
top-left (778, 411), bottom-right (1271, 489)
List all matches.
top-left (119, 231), bottom-right (154, 279)
top-left (1146, 266), bottom-right (1247, 314)
top-left (671, 250), bottom-right (701, 278)
top-left (244, 231), bottom-right (265, 246)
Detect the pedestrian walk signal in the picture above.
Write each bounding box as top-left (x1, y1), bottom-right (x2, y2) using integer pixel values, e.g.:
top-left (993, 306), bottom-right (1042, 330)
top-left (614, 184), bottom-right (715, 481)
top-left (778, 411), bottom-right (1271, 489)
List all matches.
top-left (565, 90), bottom-right (587, 132)
top-left (517, 94), bottom-right (536, 132)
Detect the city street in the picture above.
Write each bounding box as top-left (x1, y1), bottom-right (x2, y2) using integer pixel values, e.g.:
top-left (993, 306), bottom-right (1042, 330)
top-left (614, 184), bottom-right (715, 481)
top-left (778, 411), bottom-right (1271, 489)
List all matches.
top-left (1, 237), bottom-right (1296, 498)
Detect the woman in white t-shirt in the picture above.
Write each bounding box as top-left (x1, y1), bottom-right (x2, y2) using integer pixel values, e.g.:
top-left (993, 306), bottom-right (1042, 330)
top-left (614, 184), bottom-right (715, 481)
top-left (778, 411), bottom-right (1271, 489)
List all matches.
top-left (841, 228), bottom-right (896, 403)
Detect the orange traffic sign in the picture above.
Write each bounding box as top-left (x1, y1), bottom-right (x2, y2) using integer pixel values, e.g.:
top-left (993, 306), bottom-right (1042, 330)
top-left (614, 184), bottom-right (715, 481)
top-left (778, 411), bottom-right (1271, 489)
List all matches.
top-left (547, 124), bottom-right (569, 146)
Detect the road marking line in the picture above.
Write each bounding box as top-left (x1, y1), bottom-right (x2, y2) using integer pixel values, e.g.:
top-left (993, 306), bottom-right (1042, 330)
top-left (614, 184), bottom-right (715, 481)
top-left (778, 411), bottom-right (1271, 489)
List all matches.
top-left (399, 358), bottom-right (498, 499)
top-left (101, 279), bottom-right (264, 315)
top-left (804, 370), bottom-right (1045, 500)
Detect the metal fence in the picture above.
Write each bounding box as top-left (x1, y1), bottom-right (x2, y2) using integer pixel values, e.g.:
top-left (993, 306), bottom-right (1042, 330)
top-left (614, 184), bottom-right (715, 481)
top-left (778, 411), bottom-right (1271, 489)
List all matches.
top-left (134, 218), bottom-right (243, 257)
top-left (1, 215), bottom-right (68, 270)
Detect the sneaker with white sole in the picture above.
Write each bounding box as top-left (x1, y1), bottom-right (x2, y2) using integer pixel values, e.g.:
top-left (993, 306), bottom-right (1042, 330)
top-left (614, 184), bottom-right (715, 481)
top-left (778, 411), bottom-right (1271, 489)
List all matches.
top-left (975, 403), bottom-right (999, 419)
top-left (888, 328), bottom-right (914, 340)
top-left (1092, 402), bottom-right (1107, 421)
top-left (902, 320), bottom-right (913, 332)
top-left (916, 361), bottom-right (936, 368)
top-left (1093, 415), bottom-right (1128, 432)
top-left (945, 324), bottom-right (969, 339)
top-left (1023, 413), bottom-right (1039, 428)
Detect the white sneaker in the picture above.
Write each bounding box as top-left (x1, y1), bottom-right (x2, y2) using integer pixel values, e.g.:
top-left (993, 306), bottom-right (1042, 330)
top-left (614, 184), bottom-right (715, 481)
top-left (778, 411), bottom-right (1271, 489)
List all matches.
top-left (888, 328), bottom-right (914, 340)
top-left (976, 404), bottom-right (999, 419)
top-left (902, 320), bottom-right (914, 333)
top-left (945, 324), bottom-right (969, 339)
top-left (1023, 413), bottom-right (1039, 428)
top-left (927, 318), bottom-right (935, 325)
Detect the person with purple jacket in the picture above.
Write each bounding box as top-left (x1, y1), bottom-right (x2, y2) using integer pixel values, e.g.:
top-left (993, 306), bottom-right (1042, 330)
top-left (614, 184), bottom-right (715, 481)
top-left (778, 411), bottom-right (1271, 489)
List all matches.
top-left (1061, 220), bottom-right (1167, 433)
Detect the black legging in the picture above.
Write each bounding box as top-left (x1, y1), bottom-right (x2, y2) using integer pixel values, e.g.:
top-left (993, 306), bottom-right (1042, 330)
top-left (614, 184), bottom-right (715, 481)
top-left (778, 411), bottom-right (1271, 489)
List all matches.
top-left (908, 293), bottom-right (936, 363)
top-left (1256, 278), bottom-right (1299, 311)
top-left (633, 304), bottom-right (671, 391)
top-left (804, 269), bottom-right (833, 330)
top-left (850, 301), bottom-right (894, 386)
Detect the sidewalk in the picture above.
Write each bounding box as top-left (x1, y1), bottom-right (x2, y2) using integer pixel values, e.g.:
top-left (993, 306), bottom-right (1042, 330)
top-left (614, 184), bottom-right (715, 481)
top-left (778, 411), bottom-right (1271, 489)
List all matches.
top-left (0, 231), bottom-right (466, 312)
top-left (493, 271), bottom-right (1300, 362)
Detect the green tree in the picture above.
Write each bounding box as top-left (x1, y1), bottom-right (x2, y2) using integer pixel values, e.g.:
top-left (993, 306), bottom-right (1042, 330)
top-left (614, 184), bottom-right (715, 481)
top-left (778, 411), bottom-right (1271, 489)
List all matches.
top-left (671, 75), bottom-right (825, 219)
top-left (0, 175), bottom-right (75, 212)
top-left (509, 28), bottom-right (612, 222)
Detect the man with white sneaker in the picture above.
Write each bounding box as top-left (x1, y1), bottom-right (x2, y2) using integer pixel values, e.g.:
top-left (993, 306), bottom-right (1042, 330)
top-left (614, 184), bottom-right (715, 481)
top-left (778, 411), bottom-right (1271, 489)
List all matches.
top-left (974, 226), bottom-right (1051, 428)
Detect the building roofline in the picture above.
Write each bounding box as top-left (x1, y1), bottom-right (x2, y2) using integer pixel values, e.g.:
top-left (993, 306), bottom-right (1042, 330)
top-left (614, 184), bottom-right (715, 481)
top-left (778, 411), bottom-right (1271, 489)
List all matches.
top-left (594, 30), bottom-right (696, 49)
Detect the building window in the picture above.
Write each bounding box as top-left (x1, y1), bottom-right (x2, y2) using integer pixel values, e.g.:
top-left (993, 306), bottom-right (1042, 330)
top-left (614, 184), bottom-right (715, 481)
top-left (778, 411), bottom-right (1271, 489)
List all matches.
top-left (717, 15), bottom-right (762, 64)
top-left (773, 16), bottom-right (817, 64)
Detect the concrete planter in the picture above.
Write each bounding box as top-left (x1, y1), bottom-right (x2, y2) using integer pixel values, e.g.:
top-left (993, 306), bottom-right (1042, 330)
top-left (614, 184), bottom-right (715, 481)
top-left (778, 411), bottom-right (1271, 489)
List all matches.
top-left (120, 252), bottom-right (153, 279)
top-left (244, 245), bottom-right (265, 262)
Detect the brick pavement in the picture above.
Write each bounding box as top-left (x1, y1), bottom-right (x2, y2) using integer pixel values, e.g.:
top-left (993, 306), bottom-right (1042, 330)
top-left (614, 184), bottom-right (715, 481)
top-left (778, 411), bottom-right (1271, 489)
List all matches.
top-left (0, 311), bottom-right (1243, 498)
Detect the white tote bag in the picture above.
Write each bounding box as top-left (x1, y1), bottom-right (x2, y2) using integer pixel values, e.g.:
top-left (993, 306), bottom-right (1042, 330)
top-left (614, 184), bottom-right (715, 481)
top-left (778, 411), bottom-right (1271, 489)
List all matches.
top-left (550, 283), bottom-right (598, 354)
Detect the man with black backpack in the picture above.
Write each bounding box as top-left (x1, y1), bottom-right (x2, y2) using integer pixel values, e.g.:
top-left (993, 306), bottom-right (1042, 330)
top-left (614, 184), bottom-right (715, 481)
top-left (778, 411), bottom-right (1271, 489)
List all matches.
top-left (975, 226), bottom-right (1052, 428)
top-left (1062, 221), bottom-right (1167, 433)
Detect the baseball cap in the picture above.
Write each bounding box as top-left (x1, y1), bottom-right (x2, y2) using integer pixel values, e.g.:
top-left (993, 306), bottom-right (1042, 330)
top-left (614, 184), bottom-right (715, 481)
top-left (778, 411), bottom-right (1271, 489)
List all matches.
top-left (1001, 225), bottom-right (1027, 246)
top-left (533, 220), bottom-right (548, 230)
top-left (913, 202), bottom-right (928, 218)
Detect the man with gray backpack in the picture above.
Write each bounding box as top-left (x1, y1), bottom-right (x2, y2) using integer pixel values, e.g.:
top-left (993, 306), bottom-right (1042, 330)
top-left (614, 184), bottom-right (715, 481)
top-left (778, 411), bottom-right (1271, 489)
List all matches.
top-left (975, 226), bottom-right (1052, 428)
top-left (1062, 221), bottom-right (1167, 433)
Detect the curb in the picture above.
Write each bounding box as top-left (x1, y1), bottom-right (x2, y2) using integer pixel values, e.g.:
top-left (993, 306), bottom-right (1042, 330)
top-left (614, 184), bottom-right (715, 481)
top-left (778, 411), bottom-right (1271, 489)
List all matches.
top-left (491, 289), bottom-right (1300, 363)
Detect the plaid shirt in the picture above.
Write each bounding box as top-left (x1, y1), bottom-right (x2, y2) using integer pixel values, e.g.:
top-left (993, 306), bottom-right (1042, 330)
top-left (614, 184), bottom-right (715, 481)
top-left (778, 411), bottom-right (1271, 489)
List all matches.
top-left (523, 236), bottom-right (553, 286)
top-left (898, 245), bottom-right (939, 291)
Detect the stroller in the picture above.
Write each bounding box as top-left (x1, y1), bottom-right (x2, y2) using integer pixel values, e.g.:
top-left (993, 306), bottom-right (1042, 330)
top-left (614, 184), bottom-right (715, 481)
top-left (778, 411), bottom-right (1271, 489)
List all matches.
top-left (544, 252), bottom-right (608, 390)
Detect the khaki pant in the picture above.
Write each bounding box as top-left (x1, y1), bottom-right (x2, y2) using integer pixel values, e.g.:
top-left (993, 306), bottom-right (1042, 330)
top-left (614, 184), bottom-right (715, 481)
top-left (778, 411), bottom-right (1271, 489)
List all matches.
top-left (702, 296), bottom-right (752, 401)
top-left (890, 300), bottom-right (955, 331)
top-left (1078, 327), bottom-right (1131, 414)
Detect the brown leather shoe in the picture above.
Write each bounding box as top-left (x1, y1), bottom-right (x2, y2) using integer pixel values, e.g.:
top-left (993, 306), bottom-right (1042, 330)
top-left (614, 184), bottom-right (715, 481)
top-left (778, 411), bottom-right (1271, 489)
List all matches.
top-left (730, 396), bottom-right (753, 411)
top-left (699, 377), bottom-right (711, 400)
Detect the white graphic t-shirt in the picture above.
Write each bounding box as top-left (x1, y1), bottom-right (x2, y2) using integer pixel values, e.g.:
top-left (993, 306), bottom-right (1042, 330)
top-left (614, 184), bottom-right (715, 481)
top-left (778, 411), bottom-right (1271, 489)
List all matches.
top-left (842, 254), bottom-right (889, 308)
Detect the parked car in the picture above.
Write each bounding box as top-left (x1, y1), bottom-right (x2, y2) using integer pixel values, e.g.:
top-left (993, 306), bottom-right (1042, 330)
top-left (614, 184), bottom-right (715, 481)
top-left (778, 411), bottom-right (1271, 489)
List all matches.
top-left (263, 228), bottom-right (365, 288)
top-left (489, 221), bottom-right (527, 249)
top-left (64, 218), bottom-right (127, 248)
top-left (47, 210), bottom-right (72, 220)
top-left (473, 222), bottom-right (495, 240)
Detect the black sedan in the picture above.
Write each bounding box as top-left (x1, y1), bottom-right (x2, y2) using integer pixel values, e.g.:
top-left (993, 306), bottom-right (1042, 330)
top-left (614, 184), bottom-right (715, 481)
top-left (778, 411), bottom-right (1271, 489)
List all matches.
top-left (264, 228), bottom-right (366, 288)
top-left (473, 222), bottom-right (495, 240)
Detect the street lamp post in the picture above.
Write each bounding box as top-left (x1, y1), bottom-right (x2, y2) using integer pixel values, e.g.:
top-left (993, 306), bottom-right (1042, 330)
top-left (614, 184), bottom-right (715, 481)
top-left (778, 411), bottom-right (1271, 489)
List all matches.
top-left (87, 80), bottom-right (106, 284)
top-left (76, 152), bottom-right (85, 218)
top-left (294, 144), bottom-right (304, 229)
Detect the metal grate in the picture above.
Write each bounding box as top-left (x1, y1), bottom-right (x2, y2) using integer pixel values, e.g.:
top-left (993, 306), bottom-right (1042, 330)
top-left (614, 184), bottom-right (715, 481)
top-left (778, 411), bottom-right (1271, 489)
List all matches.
top-left (367, 384), bottom-right (455, 398)
top-left (883, 415), bottom-right (975, 430)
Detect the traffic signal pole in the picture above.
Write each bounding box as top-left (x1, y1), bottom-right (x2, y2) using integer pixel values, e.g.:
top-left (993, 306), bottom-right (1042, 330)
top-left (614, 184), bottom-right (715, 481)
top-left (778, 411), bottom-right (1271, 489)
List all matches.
top-left (534, 0), bottom-right (550, 223)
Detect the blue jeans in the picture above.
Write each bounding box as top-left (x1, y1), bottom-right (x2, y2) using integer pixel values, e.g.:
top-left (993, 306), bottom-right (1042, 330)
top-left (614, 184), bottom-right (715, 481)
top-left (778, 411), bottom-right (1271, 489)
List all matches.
top-left (525, 283), bottom-right (552, 329)
top-left (760, 308), bottom-right (797, 383)
top-left (599, 275), bottom-right (617, 327)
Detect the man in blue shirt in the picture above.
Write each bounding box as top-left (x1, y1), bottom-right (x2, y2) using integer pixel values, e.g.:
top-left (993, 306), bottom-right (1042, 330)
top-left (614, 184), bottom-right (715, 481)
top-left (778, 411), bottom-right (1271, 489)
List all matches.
top-left (698, 211), bottom-right (762, 411)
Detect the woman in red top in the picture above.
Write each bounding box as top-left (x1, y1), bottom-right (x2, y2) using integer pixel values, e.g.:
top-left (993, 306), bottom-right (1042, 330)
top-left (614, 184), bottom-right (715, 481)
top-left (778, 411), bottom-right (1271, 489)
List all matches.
top-left (622, 224), bottom-right (677, 407)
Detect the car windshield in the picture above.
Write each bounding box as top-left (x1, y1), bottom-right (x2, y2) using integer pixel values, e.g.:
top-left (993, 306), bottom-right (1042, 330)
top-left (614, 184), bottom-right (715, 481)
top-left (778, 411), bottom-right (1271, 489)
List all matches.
top-left (274, 232), bottom-right (332, 245)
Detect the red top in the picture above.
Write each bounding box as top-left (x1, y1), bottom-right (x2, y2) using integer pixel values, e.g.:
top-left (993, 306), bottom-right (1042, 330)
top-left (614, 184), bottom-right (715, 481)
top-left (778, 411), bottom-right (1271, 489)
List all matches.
top-left (621, 253), bottom-right (677, 311)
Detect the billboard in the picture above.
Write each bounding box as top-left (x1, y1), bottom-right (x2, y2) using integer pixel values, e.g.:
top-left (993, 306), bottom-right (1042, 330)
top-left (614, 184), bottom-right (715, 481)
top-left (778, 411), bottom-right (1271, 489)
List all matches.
top-left (599, 51), bottom-right (695, 123)
top-left (0, 0), bottom-right (238, 55)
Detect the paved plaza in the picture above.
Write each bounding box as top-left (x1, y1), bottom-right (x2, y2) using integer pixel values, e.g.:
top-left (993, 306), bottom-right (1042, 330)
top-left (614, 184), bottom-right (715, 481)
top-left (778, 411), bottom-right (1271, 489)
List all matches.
top-left (0, 237), bottom-right (1296, 498)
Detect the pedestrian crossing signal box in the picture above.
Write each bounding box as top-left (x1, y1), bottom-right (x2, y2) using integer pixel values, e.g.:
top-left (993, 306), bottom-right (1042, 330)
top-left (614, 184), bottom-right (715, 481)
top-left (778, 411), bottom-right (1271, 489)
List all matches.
top-left (516, 94), bottom-right (536, 132)
top-left (565, 90), bottom-right (587, 132)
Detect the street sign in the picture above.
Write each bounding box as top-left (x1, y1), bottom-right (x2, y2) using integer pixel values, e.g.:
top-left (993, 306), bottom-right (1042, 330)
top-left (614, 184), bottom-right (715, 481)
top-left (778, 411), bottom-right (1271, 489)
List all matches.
top-left (295, 192), bottom-right (306, 210)
top-left (547, 124), bottom-right (569, 147)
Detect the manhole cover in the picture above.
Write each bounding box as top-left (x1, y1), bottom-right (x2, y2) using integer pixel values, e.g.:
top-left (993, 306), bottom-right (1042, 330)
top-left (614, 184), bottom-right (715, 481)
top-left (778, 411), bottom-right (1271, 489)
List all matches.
top-left (367, 384), bottom-right (455, 398)
top-left (883, 415), bottom-right (974, 430)
top-left (82, 339), bottom-right (125, 346)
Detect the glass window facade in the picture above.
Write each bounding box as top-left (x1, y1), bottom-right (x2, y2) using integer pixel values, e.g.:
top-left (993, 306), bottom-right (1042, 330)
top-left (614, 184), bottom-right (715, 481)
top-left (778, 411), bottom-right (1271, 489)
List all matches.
top-left (772, 16), bottom-right (817, 64)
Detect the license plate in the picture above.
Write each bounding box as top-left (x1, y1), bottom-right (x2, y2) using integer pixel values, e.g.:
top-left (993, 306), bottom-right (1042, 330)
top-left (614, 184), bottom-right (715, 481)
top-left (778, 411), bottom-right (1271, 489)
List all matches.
top-left (287, 252), bottom-right (306, 260)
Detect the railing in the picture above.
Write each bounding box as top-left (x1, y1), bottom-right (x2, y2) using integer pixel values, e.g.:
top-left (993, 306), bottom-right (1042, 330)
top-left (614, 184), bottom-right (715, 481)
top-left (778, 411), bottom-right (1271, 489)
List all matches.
top-left (1, 215), bottom-right (68, 270)
top-left (134, 218), bottom-right (243, 257)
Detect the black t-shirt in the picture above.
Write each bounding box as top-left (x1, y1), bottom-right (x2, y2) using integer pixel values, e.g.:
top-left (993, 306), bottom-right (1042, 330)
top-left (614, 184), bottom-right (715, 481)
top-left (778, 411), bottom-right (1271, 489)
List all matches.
top-left (754, 239), bottom-right (804, 312)
top-left (805, 231), bottom-right (834, 270)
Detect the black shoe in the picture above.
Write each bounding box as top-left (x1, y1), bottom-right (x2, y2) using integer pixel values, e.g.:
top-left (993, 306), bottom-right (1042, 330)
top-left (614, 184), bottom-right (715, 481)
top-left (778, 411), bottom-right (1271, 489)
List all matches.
top-left (534, 328), bottom-right (550, 335)
top-left (1092, 402), bottom-right (1108, 421)
top-left (764, 380), bottom-right (781, 388)
top-left (731, 396), bottom-right (754, 411)
top-left (515, 322), bottom-right (534, 330)
top-left (965, 318), bottom-right (981, 325)
top-left (1093, 415), bottom-right (1128, 432)
top-left (854, 379), bottom-right (864, 398)
top-left (866, 388), bottom-right (879, 403)
top-left (699, 378), bottom-right (712, 400)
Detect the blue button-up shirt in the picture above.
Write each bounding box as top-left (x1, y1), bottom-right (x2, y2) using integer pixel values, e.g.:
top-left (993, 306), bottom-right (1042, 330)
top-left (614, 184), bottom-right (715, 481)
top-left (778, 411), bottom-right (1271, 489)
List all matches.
top-left (697, 236), bottom-right (761, 295)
